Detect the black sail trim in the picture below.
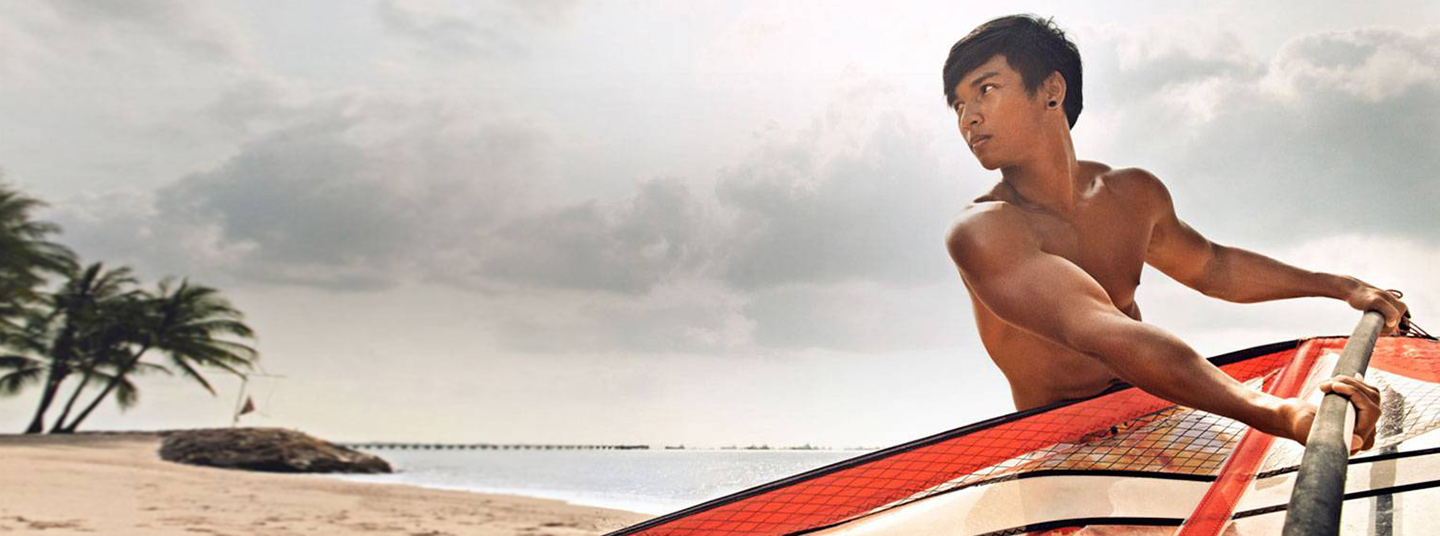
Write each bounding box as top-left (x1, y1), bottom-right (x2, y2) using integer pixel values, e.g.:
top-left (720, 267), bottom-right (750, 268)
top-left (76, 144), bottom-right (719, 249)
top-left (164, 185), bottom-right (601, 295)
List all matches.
top-left (1233, 478), bottom-right (1440, 519)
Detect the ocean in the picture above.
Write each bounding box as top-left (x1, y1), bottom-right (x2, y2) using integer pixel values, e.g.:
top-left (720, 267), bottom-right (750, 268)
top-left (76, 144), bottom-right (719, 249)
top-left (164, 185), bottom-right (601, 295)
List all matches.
top-left (334, 448), bottom-right (872, 515)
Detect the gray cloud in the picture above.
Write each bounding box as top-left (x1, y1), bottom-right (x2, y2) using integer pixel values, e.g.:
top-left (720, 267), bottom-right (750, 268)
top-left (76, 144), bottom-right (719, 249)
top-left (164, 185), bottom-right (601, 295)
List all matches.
top-left (486, 281), bottom-right (754, 354)
top-left (717, 92), bottom-right (964, 290)
top-left (54, 93), bottom-right (557, 291)
top-left (1085, 26), bottom-right (1440, 246)
top-left (743, 282), bottom-right (972, 352)
top-left (44, 24), bottom-right (1438, 357)
top-left (51, 77), bottom-right (967, 354)
top-left (157, 129), bottom-right (423, 289)
top-left (18, 0), bottom-right (248, 67)
top-left (472, 179), bottom-right (714, 295)
top-left (376, 0), bottom-right (580, 59)
top-left (469, 81), bottom-right (971, 352)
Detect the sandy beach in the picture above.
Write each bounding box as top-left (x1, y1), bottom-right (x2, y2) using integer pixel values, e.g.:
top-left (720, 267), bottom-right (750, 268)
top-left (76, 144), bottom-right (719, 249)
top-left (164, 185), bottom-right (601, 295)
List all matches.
top-left (0, 433), bottom-right (648, 536)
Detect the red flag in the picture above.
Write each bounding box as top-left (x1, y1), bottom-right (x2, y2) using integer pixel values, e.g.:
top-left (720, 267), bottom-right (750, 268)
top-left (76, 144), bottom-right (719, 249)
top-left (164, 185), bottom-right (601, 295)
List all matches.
top-left (238, 396), bottom-right (256, 416)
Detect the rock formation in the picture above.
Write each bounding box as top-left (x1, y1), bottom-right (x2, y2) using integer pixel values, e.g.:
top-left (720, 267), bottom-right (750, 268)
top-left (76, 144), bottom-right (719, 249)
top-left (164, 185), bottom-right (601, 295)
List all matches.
top-left (160, 428), bottom-right (392, 474)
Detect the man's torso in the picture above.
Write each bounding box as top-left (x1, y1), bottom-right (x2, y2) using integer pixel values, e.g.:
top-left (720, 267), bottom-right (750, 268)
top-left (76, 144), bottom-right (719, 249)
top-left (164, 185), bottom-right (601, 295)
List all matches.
top-left (962, 161), bottom-right (1162, 409)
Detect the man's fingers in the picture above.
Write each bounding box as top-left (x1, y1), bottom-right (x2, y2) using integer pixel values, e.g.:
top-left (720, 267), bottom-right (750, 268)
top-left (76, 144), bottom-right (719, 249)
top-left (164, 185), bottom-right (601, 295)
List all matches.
top-left (1387, 291), bottom-right (1410, 315)
top-left (1387, 297), bottom-right (1410, 333)
top-left (1355, 376), bottom-right (1381, 402)
top-left (1350, 375), bottom-right (1381, 403)
top-left (1377, 301), bottom-right (1402, 333)
top-left (1324, 382), bottom-right (1373, 408)
top-left (1317, 374), bottom-right (1384, 455)
top-left (1327, 378), bottom-right (1382, 408)
top-left (1380, 294), bottom-right (1408, 333)
top-left (1330, 374), bottom-right (1381, 401)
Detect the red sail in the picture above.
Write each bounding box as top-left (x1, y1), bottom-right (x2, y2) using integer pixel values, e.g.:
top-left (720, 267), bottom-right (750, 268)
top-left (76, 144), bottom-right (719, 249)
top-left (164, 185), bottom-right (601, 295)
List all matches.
top-left (608, 336), bottom-right (1440, 536)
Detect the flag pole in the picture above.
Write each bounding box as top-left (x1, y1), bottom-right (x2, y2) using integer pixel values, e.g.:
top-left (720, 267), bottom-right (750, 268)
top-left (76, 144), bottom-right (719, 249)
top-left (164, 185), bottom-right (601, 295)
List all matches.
top-left (231, 374), bottom-right (250, 428)
top-left (1281, 310), bottom-right (1386, 536)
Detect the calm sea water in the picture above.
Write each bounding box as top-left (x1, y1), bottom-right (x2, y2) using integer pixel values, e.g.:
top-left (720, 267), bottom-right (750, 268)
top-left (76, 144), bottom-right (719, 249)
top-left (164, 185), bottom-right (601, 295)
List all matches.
top-left (334, 448), bottom-right (871, 514)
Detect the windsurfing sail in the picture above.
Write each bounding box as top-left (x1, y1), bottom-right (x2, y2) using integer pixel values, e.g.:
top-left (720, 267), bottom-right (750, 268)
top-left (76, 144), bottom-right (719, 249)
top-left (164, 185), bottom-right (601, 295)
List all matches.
top-left (606, 333), bottom-right (1440, 536)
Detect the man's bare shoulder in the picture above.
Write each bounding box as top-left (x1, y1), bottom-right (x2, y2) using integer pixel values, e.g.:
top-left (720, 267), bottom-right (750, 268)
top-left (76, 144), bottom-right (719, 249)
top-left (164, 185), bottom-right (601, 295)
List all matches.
top-left (1095, 165), bottom-right (1171, 204)
top-left (1069, 159), bottom-right (1162, 198)
top-left (1077, 159), bottom-right (1114, 178)
top-left (945, 201), bottom-right (1035, 265)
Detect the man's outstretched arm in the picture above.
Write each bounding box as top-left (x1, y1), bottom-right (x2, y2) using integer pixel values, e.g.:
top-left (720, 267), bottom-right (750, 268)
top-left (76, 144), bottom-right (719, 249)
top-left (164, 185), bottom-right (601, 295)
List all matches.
top-left (1135, 168), bottom-right (1409, 333)
top-left (947, 205), bottom-right (1376, 447)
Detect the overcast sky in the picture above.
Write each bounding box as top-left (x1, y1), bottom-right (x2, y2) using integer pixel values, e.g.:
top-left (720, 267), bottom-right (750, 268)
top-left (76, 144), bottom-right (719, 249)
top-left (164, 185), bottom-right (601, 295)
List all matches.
top-left (1, 0), bottom-right (1437, 447)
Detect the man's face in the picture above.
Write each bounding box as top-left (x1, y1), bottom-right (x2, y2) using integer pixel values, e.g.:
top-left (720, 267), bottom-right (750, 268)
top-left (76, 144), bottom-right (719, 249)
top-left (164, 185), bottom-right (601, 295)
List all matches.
top-left (949, 54), bottom-right (1046, 170)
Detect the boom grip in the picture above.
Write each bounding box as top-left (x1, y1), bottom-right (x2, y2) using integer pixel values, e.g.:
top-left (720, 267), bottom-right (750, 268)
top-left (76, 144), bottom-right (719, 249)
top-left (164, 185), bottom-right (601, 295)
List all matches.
top-left (1281, 310), bottom-right (1386, 536)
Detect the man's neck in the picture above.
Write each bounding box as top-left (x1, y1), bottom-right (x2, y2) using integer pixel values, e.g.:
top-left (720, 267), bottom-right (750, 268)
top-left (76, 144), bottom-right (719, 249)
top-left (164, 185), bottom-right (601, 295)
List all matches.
top-left (998, 128), bottom-right (1080, 217)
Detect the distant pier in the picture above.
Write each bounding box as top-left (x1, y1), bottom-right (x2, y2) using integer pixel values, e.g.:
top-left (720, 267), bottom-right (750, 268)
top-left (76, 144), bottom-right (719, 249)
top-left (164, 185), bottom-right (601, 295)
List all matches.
top-left (344, 442), bottom-right (650, 451)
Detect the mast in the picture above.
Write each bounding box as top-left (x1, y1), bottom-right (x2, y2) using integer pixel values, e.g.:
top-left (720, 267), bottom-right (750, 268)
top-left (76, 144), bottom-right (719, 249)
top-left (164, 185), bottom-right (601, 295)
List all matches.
top-left (1281, 310), bottom-right (1386, 535)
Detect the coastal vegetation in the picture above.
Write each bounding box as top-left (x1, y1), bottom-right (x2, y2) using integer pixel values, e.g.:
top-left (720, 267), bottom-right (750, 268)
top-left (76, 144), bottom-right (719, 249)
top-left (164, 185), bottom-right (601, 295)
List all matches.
top-left (0, 179), bottom-right (258, 434)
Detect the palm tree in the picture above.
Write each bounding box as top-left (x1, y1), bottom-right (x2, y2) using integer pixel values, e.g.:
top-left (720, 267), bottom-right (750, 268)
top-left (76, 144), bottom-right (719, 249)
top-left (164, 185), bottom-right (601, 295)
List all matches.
top-left (58, 279), bottom-right (258, 433)
top-left (22, 263), bottom-right (138, 433)
top-left (0, 182), bottom-right (75, 299)
top-left (0, 182), bottom-right (76, 371)
top-left (0, 354), bottom-right (46, 399)
top-left (47, 295), bottom-right (157, 432)
top-left (0, 315), bottom-right (51, 402)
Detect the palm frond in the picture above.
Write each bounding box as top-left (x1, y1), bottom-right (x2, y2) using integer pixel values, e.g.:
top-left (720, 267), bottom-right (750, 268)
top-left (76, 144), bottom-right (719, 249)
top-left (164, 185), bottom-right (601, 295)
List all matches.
top-left (172, 359), bottom-right (217, 395)
top-left (0, 354), bottom-right (43, 370)
top-left (114, 377), bottom-right (139, 410)
top-left (0, 366), bottom-right (43, 396)
top-left (130, 362), bottom-right (173, 376)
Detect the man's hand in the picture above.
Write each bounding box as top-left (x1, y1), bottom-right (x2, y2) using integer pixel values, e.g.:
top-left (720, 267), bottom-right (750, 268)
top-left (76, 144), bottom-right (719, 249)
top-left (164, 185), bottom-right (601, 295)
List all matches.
top-left (1281, 374), bottom-right (1382, 454)
top-left (1344, 280), bottom-right (1410, 335)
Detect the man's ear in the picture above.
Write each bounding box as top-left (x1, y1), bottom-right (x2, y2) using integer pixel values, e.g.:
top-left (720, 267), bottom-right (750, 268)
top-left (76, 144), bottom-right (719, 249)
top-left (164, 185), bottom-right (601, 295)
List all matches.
top-left (1043, 71), bottom-right (1066, 109)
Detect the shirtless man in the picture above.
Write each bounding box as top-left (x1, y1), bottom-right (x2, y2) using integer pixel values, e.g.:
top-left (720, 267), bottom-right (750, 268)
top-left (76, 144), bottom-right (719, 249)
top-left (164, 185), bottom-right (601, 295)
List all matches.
top-left (942, 15), bottom-right (1408, 452)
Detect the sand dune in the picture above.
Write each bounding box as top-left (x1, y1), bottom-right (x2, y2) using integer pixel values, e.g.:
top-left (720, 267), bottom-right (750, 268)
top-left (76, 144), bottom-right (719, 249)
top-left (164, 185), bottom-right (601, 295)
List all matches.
top-left (0, 433), bottom-right (647, 536)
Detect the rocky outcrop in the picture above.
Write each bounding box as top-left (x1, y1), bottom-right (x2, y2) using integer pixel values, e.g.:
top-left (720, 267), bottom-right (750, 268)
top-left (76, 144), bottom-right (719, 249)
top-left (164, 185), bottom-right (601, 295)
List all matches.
top-left (159, 428), bottom-right (392, 474)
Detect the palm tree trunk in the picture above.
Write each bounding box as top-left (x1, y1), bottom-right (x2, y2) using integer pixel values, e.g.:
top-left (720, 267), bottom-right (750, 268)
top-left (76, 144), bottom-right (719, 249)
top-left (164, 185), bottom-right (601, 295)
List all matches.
top-left (48, 373), bottom-right (92, 434)
top-left (23, 365), bottom-right (67, 434)
top-left (61, 345), bottom-right (149, 433)
top-left (29, 325), bottom-right (80, 434)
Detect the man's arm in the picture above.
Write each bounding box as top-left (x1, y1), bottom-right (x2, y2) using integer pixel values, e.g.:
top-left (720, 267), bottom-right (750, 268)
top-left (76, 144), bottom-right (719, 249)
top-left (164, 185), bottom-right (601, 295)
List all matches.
top-left (947, 205), bottom-right (1311, 442)
top-left (1135, 169), bottom-right (1409, 334)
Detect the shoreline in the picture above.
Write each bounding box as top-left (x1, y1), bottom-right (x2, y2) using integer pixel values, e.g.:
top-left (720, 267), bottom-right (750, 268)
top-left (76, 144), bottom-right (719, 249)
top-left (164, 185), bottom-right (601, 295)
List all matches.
top-left (326, 474), bottom-right (672, 516)
top-left (0, 432), bottom-right (648, 535)
top-left (332, 444), bottom-right (879, 517)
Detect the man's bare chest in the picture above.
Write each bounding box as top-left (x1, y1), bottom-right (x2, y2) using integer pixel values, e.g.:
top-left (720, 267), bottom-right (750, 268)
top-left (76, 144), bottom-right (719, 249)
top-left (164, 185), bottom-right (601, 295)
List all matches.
top-left (1024, 204), bottom-right (1152, 305)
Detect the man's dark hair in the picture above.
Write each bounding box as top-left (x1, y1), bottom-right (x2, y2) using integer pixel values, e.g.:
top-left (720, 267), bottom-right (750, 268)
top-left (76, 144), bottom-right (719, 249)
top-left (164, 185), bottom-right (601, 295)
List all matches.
top-left (942, 14), bottom-right (1083, 129)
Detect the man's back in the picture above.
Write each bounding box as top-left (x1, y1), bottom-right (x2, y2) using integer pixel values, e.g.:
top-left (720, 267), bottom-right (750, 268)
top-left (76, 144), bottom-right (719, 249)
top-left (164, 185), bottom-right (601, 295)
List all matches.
top-left (951, 161), bottom-right (1163, 409)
